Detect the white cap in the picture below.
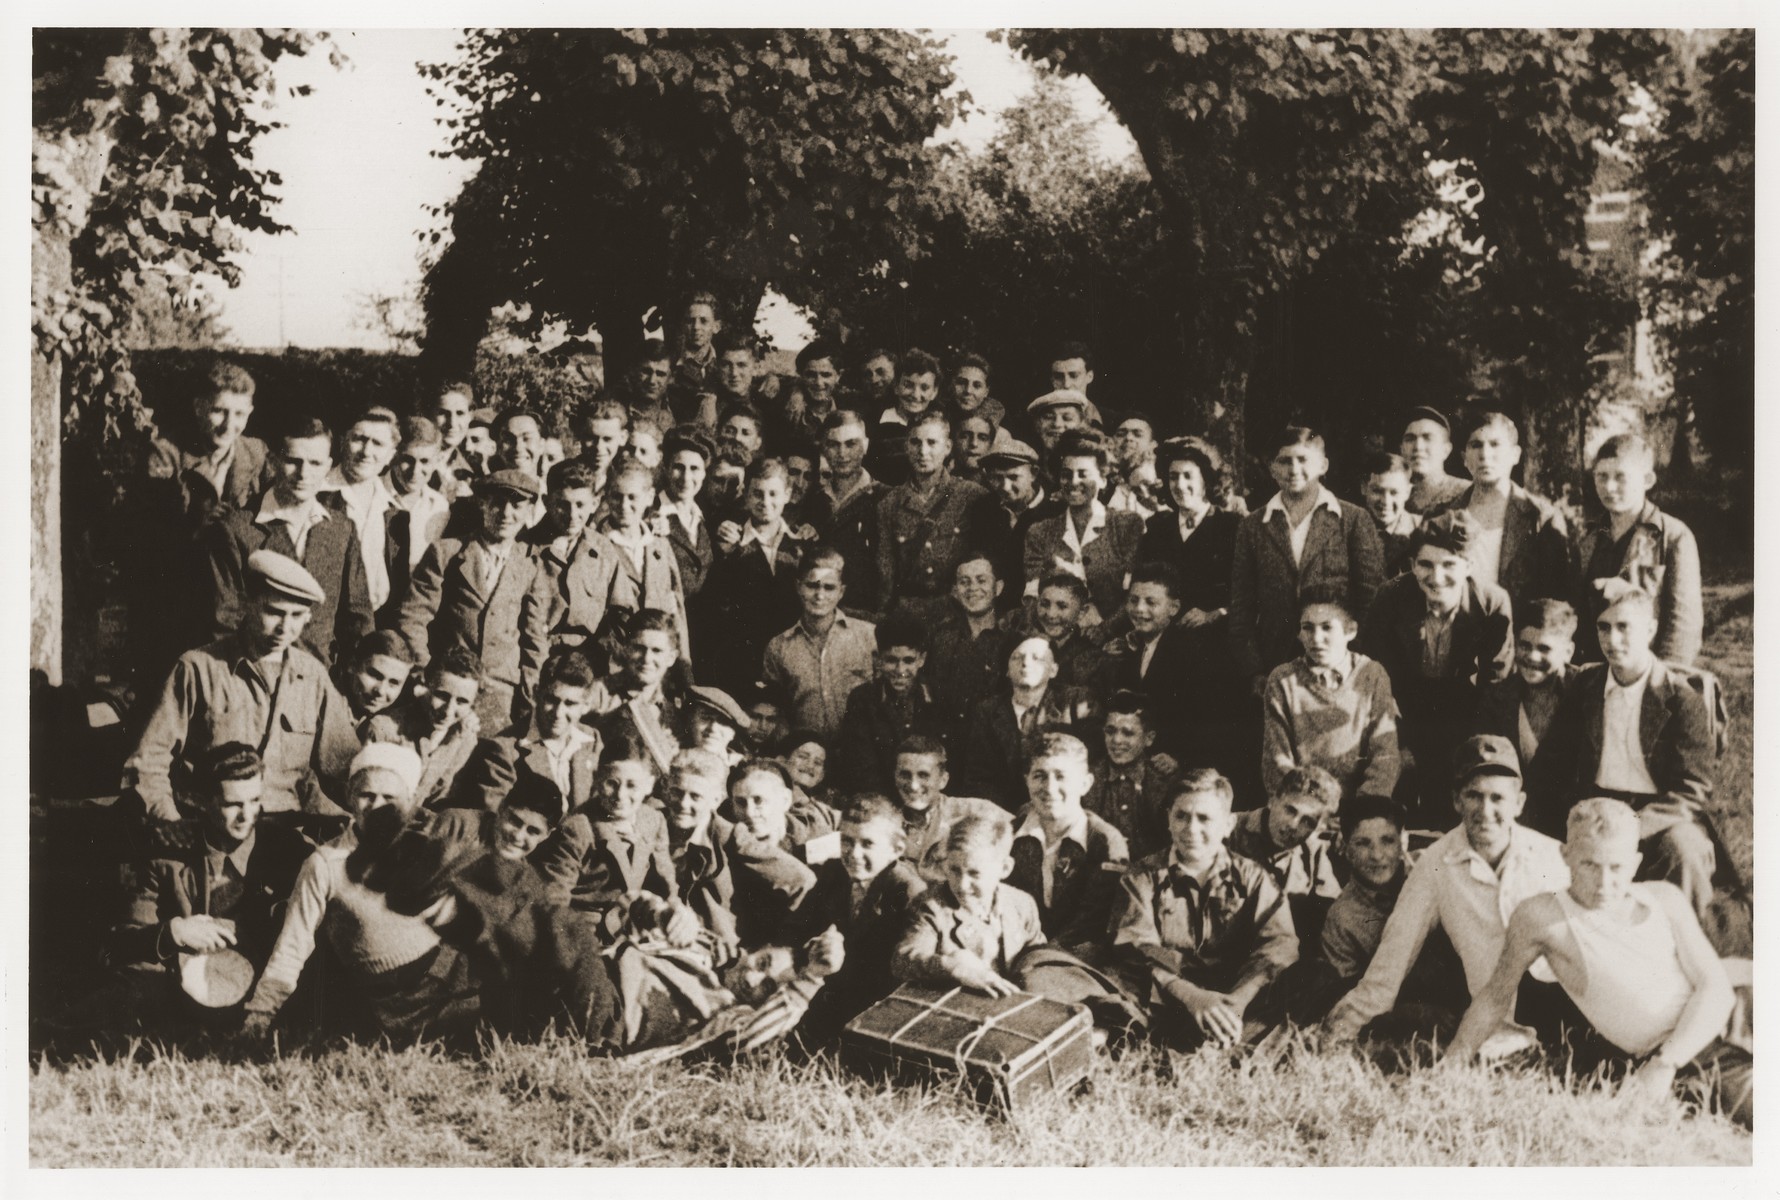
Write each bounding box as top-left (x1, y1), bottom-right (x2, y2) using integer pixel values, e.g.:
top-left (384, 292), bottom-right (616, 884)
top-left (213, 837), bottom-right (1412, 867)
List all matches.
top-left (348, 741), bottom-right (423, 797)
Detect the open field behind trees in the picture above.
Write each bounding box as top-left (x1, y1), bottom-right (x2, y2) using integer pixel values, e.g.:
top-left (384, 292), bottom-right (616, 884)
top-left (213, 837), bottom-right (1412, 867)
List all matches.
top-left (29, 571), bottom-right (1756, 1168)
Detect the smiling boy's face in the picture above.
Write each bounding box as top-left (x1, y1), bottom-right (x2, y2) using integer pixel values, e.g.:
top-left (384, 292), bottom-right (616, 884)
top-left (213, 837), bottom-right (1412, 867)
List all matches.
top-left (1346, 816), bottom-right (1404, 888)
top-left (1168, 789), bottom-right (1233, 867)
top-left (840, 814), bottom-right (905, 885)
top-left (1515, 624), bottom-right (1573, 686)
top-left (1036, 586), bottom-right (1084, 639)
top-left (944, 843), bottom-right (1006, 918)
top-left (593, 760), bottom-right (655, 824)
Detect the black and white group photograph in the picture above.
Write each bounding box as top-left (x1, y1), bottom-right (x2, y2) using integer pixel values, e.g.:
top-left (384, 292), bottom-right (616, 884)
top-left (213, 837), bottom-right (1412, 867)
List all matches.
top-left (20, 13), bottom-right (1763, 1172)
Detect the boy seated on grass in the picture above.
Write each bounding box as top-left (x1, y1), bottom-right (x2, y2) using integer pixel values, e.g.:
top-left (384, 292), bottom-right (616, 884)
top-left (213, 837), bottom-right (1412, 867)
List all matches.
top-left (1262, 589), bottom-right (1401, 806)
top-left (893, 813), bottom-right (1045, 998)
top-left (1475, 597), bottom-right (1578, 834)
top-left (336, 629), bottom-right (417, 732)
top-left (426, 767), bottom-right (569, 870)
top-left (1226, 765), bottom-right (1345, 952)
top-left (742, 794), bottom-right (929, 1046)
top-left (724, 758), bottom-right (819, 949)
top-left (1111, 769), bottom-right (1299, 1050)
top-left (660, 748), bottom-right (744, 965)
top-left (1005, 572), bottom-right (1106, 692)
top-left (533, 743), bottom-right (692, 945)
top-left (363, 647), bottom-right (484, 810)
top-left (1084, 691), bottom-right (1180, 860)
top-left (1009, 733), bottom-right (1131, 952)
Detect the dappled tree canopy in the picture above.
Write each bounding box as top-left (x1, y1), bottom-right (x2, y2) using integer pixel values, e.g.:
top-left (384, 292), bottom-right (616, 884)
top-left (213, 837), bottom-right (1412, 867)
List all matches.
top-left (419, 29), bottom-right (963, 373)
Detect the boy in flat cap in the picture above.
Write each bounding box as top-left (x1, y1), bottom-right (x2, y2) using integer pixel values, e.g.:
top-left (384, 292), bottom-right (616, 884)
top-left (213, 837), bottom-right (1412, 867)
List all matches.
top-left (124, 550), bottom-right (361, 829)
top-left (979, 434), bottom-right (1056, 608)
top-left (1359, 512), bottom-right (1514, 830)
top-left (1027, 389), bottom-right (1090, 458)
top-left (399, 468), bottom-right (554, 737)
top-left (205, 416), bottom-right (374, 666)
top-left (1398, 406), bottom-right (1467, 515)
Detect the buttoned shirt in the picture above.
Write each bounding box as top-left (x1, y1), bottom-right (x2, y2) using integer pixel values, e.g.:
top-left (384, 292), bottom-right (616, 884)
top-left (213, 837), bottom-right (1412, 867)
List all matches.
top-left (1328, 824), bottom-right (1568, 1036)
top-left (1113, 847), bottom-right (1299, 993)
top-left (521, 724), bottom-right (598, 799)
top-left (321, 469), bottom-right (393, 609)
top-left (894, 883), bottom-right (1045, 982)
top-left (825, 469), bottom-right (876, 513)
top-left (656, 496), bottom-right (703, 539)
top-left (762, 612), bottom-right (878, 738)
top-left (738, 518), bottom-right (791, 570)
top-left (604, 525), bottom-right (650, 574)
top-left (195, 439), bottom-right (237, 498)
top-left (124, 635), bottom-right (361, 822)
top-left (202, 831), bottom-right (257, 912)
top-left (253, 491), bottom-right (330, 561)
top-left (389, 484), bottom-right (452, 568)
top-left (1420, 605), bottom-right (1457, 678)
top-left (1597, 663), bottom-right (1660, 794)
top-left (464, 538), bottom-right (513, 595)
top-left (1011, 811), bottom-right (1090, 907)
top-left (1262, 487), bottom-right (1343, 567)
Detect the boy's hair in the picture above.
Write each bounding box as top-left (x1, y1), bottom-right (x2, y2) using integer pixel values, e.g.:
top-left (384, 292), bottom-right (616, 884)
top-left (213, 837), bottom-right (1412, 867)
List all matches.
top-left (775, 728), bottom-right (827, 758)
top-left (1338, 794), bottom-right (1407, 840)
top-left (907, 408), bottom-right (953, 439)
top-left (684, 290), bottom-right (719, 315)
top-left (399, 414), bottom-right (443, 451)
top-left (607, 458), bottom-right (657, 494)
top-left (796, 337), bottom-right (843, 372)
top-left (1275, 765), bottom-right (1342, 811)
top-left (1271, 424), bottom-right (1325, 455)
top-left (719, 400), bottom-right (763, 430)
top-left (1051, 340), bottom-right (1093, 370)
top-left (946, 813), bottom-right (1012, 857)
top-left (547, 459), bottom-right (600, 494)
top-left (427, 646), bottom-right (483, 686)
top-left (1051, 429), bottom-right (1110, 474)
top-left (781, 437), bottom-right (821, 468)
top-left (1362, 449), bottom-right (1410, 480)
top-left (579, 398), bottom-right (631, 430)
top-left (1103, 689), bottom-right (1152, 730)
top-left (1297, 584), bottom-right (1355, 625)
top-left (1518, 597), bottom-right (1579, 639)
top-left (745, 457), bottom-right (789, 488)
top-left (953, 351), bottom-right (991, 378)
top-left (895, 733), bottom-right (947, 768)
top-left (1169, 768), bottom-right (1235, 813)
top-left (712, 442), bottom-right (749, 472)
top-left (354, 405), bottom-right (400, 434)
top-left (351, 628), bottom-right (417, 667)
top-left (662, 424), bottom-right (715, 465)
top-left (1594, 579), bottom-right (1657, 620)
top-left (539, 649), bottom-right (597, 693)
top-left (875, 614), bottom-right (929, 655)
top-left (468, 414), bottom-right (492, 433)
top-left (203, 360), bottom-right (257, 398)
top-left (198, 741), bottom-right (263, 789)
top-left (823, 408), bottom-right (868, 436)
top-left (1027, 731), bottom-right (1089, 768)
top-left (627, 607), bottom-right (682, 650)
top-left (496, 407), bottom-right (545, 435)
top-left (896, 348), bottom-right (941, 382)
top-left (953, 552), bottom-right (999, 584)
top-left (843, 793), bottom-right (906, 835)
top-left (1127, 560), bottom-right (1183, 601)
top-left (282, 416), bottom-right (333, 447)
top-left (858, 346), bottom-right (897, 370)
top-left (672, 747), bottom-right (728, 785)
top-left (730, 756), bottom-right (795, 794)
top-left (504, 771), bottom-right (567, 827)
top-left (798, 543), bottom-right (848, 579)
top-left (600, 734), bottom-right (660, 778)
top-left (1037, 572), bottom-right (1093, 607)
top-left (1469, 411), bottom-right (1521, 445)
top-left (715, 329), bottom-right (758, 358)
top-left (1593, 431), bottom-right (1656, 468)
top-left (1566, 796), bottom-right (1641, 847)
top-left (436, 378), bottom-right (474, 402)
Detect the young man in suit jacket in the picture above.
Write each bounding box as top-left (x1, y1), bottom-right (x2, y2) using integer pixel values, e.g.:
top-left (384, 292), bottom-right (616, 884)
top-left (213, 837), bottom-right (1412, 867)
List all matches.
top-left (206, 417), bottom-right (374, 667)
top-left (382, 416), bottom-right (455, 623)
top-left (1229, 425), bottom-right (1385, 695)
top-left (1540, 582), bottom-right (1722, 925)
top-left (447, 649), bottom-right (604, 814)
top-left (1359, 512), bottom-right (1514, 830)
top-left (1021, 430), bottom-right (1145, 623)
top-left (1432, 411), bottom-right (1574, 615)
top-left (955, 636), bottom-right (1098, 810)
top-left (400, 469), bottom-right (555, 738)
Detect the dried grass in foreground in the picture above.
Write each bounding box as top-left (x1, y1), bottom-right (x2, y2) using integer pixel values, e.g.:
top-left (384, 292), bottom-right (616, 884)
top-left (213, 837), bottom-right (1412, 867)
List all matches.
top-left (29, 1030), bottom-right (1750, 1167)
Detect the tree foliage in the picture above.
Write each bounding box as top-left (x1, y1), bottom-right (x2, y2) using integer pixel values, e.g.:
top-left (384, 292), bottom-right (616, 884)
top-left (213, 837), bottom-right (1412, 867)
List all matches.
top-left (1001, 29), bottom-right (1668, 493)
top-left (419, 29), bottom-right (963, 374)
top-left (33, 28), bottom-right (331, 452)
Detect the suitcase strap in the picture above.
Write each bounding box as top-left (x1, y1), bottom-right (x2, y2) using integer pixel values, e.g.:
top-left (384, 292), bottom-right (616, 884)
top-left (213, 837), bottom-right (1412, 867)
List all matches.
top-left (884, 988), bottom-right (1057, 1084)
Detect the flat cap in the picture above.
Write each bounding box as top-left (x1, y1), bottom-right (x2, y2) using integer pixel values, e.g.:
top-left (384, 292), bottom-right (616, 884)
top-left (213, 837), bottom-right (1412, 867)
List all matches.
top-left (474, 468), bottom-right (543, 501)
top-left (979, 431), bottom-right (1040, 469)
top-left (689, 685), bottom-right (750, 728)
top-left (1452, 733), bottom-right (1521, 783)
top-left (246, 550), bottom-right (325, 606)
top-left (1403, 405), bottom-right (1452, 433)
top-left (1027, 389), bottom-right (1090, 417)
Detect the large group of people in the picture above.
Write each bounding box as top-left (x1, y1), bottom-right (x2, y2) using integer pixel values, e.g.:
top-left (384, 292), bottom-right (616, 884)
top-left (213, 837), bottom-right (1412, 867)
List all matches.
top-left (67, 296), bottom-right (1749, 1128)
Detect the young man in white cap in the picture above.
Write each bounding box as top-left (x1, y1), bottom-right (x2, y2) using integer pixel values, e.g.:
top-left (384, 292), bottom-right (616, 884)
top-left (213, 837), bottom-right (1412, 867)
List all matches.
top-left (399, 468), bottom-right (555, 736)
top-left (243, 741), bottom-right (480, 1043)
top-left (1446, 797), bottom-right (1749, 1128)
top-left (124, 550), bottom-right (361, 829)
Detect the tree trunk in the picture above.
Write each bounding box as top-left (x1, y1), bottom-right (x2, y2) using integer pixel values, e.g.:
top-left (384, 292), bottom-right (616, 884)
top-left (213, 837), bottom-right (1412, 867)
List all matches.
top-left (31, 346), bottom-right (63, 686)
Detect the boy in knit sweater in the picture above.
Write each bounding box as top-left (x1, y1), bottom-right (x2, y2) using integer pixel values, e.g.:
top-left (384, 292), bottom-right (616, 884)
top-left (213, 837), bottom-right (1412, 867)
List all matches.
top-left (1262, 589), bottom-right (1401, 804)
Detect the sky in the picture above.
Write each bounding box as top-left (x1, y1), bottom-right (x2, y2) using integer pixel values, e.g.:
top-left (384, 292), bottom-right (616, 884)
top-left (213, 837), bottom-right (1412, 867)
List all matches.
top-left (211, 29), bottom-right (1138, 352)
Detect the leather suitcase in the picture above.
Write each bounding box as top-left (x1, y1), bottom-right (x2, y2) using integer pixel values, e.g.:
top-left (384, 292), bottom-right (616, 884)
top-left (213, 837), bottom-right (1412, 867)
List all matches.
top-left (842, 983), bottom-right (1094, 1112)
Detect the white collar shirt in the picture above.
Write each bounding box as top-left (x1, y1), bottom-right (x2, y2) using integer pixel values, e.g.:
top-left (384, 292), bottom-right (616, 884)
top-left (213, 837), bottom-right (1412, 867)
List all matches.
top-left (1597, 663), bottom-right (1659, 794)
top-left (1262, 486), bottom-right (1342, 566)
top-left (254, 491), bottom-right (330, 561)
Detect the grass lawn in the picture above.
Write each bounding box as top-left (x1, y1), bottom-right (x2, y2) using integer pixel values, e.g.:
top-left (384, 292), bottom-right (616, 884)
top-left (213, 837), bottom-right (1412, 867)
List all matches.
top-left (29, 579), bottom-right (1756, 1167)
